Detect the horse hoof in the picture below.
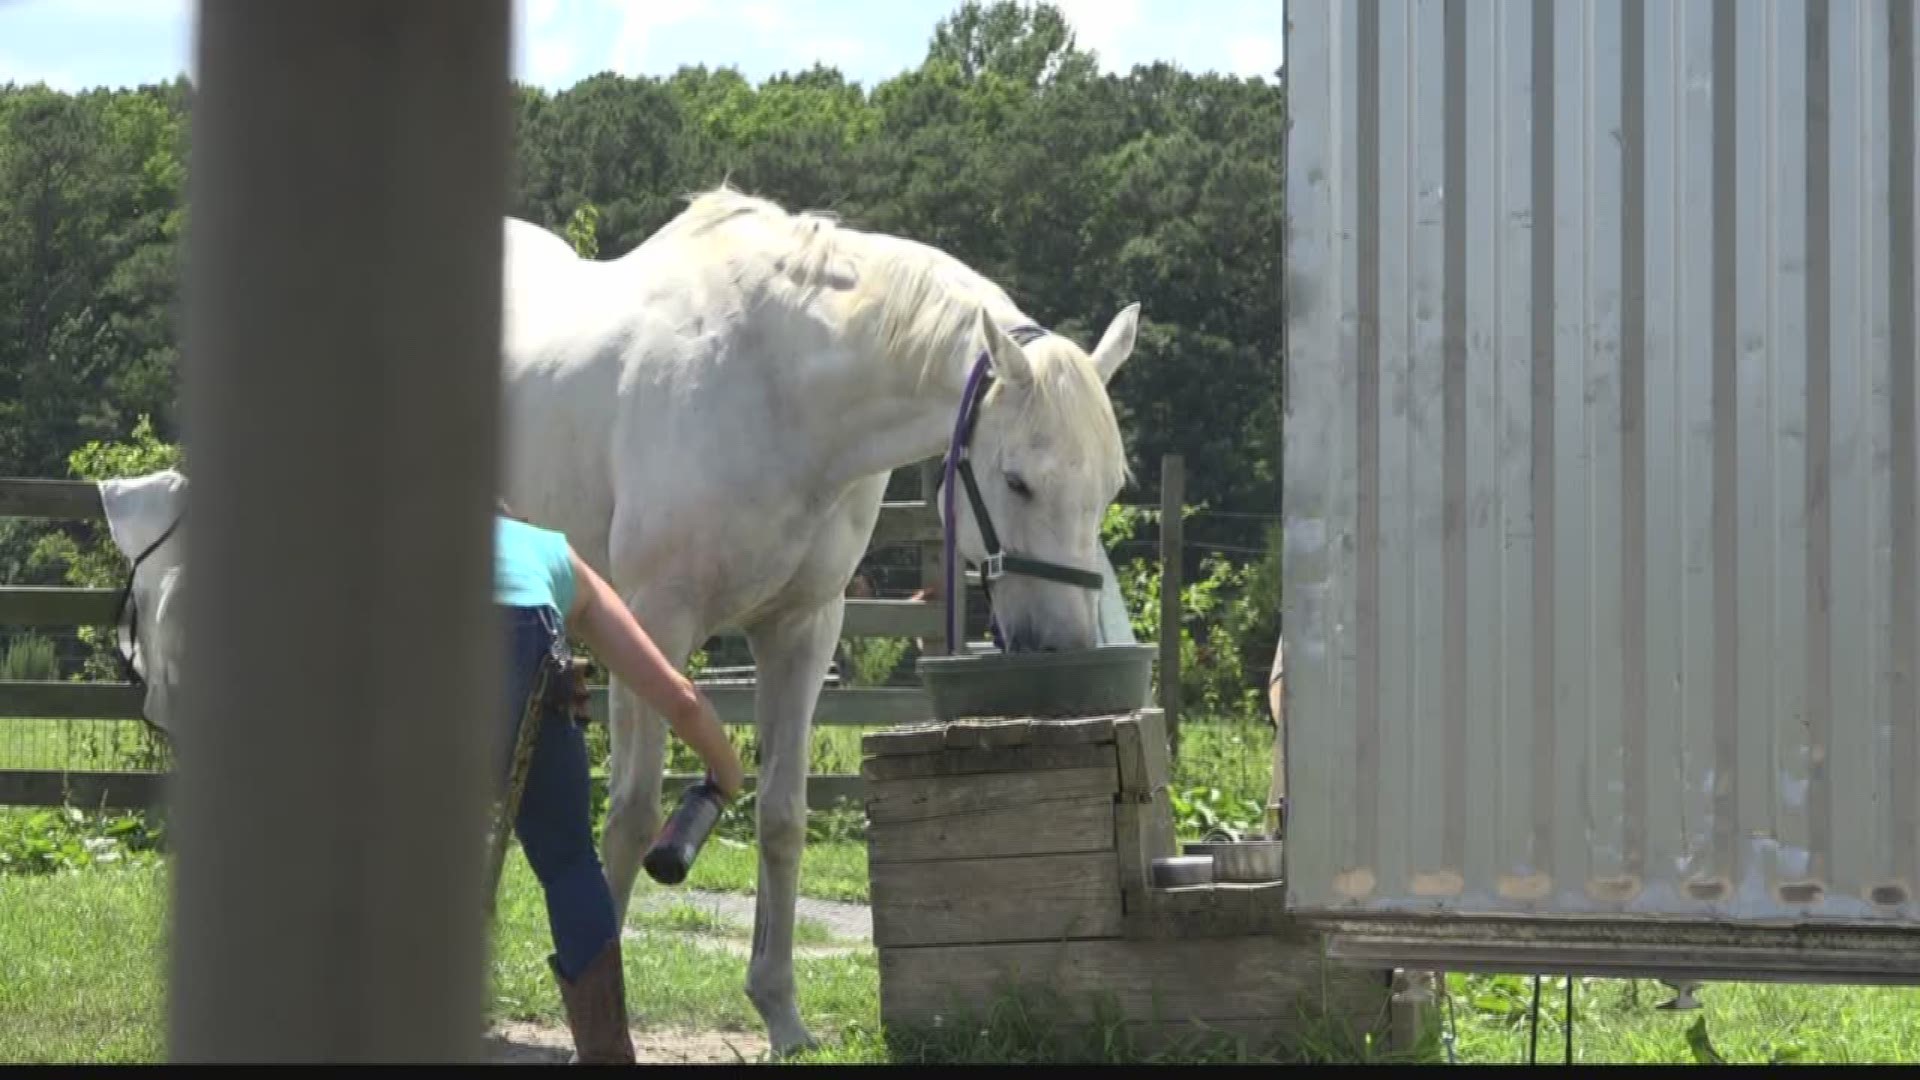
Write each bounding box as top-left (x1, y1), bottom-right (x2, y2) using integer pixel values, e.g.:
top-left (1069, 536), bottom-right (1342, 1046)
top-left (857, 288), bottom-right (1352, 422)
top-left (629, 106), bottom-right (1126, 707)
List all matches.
top-left (768, 1030), bottom-right (821, 1053)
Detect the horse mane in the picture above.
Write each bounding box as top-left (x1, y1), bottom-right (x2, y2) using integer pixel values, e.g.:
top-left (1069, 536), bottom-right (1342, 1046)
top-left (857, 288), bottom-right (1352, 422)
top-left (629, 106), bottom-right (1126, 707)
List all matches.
top-left (661, 183), bottom-right (1129, 491)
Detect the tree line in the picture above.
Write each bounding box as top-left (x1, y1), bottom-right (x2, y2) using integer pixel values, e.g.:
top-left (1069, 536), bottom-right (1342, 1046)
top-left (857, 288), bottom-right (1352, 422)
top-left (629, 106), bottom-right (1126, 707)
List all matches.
top-left (0, 1), bottom-right (1286, 712)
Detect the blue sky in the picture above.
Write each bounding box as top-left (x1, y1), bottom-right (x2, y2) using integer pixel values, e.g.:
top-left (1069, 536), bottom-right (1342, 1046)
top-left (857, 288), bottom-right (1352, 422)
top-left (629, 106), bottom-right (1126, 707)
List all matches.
top-left (0, 0), bottom-right (1285, 93)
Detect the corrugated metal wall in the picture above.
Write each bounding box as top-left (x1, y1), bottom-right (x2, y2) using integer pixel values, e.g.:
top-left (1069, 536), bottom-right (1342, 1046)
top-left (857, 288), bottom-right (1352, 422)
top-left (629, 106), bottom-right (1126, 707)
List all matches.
top-left (1282, 0), bottom-right (1919, 924)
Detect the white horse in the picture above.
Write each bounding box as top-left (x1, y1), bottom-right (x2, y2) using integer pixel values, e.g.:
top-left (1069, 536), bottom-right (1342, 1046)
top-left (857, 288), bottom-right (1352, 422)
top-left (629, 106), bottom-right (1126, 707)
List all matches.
top-left (101, 185), bottom-right (1144, 1054)
top-left (496, 185), bottom-right (1142, 1053)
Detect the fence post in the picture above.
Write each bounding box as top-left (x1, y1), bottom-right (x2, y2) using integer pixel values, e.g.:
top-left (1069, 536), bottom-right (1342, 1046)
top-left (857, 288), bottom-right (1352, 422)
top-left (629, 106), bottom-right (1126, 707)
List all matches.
top-left (170, 0), bottom-right (509, 1062)
top-left (1158, 454), bottom-right (1184, 760)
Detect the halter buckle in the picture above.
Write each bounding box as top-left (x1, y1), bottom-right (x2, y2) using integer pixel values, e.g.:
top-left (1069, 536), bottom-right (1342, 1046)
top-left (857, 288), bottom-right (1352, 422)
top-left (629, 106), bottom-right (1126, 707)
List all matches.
top-left (982, 552), bottom-right (1005, 581)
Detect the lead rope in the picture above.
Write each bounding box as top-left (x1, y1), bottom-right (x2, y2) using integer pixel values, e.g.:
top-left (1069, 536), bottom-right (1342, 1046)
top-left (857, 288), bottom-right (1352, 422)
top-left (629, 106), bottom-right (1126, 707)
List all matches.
top-left (941, 353), bottom-right (993, 654)
top-left (484, 654), bottom-right (554, 924)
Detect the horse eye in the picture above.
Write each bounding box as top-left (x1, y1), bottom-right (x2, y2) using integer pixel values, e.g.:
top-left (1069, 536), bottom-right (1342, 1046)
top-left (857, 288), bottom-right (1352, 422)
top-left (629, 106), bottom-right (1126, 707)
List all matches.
top-left (1005, 473), bottom-right (1033, 499)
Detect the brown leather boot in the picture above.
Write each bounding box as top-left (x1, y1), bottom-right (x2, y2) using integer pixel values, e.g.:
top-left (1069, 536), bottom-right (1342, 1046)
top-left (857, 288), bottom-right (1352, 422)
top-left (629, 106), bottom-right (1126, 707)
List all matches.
top-left (549, 938), bottom-right (637, 1063)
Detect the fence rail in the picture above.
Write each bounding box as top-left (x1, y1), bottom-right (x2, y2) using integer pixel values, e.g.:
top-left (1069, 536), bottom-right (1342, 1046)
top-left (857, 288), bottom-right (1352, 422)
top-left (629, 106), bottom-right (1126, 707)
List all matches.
top-left (0, 585), bottom-right (956, 640)
top-left (0, 454), bottom-right (1189, 813)
top-left (0, 468), bottom-right (970, 812)
top-left (0, 767), bottom-right (864, 814)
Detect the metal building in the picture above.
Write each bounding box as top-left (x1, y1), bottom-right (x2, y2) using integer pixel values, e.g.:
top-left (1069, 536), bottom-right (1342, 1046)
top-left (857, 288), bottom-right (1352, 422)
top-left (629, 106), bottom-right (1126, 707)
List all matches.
top-left (1283, 0), bottom-right (1919, 978)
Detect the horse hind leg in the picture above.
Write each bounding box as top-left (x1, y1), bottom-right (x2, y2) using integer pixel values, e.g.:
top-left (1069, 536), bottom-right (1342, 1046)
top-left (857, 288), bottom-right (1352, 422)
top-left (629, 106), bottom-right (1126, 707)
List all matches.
top-left (741, 600), bottom-right (843, 1057)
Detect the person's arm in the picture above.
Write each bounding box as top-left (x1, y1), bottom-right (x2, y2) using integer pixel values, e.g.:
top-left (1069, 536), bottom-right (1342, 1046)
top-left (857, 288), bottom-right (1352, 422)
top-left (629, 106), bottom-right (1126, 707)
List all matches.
top-left (563, 549), bottom-right (745, 800)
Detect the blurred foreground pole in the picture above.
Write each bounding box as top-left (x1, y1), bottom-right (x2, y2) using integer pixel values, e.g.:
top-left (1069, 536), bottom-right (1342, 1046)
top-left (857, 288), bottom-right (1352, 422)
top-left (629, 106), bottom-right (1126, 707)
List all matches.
top-left (171, 1), bottom-right (510, 1062)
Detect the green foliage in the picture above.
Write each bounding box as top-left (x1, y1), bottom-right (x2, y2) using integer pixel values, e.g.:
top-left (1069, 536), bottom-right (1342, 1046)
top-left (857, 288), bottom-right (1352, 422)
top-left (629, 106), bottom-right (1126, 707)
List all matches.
top-left (1167, 784), bottom-right (1264, 841)
top-left (839, 635), bottom-right (911, 687)
top-left (1, 0), bottom-right (1289, 751)
top-left (564, 201), bottom-right (600, 259)
top-left (0, 806), bottom-right (165, 875)
top-left (1102, 501), bottom-right (1279, 722)
top-left (21, 416), bottom-right (185, 681)
top-left (1, 631), bottom-right (59, 682)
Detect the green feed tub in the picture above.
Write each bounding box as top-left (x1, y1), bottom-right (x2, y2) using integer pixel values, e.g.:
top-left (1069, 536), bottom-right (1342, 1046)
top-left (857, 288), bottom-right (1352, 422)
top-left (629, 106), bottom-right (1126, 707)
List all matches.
top-left (914, 643), bottom-right (1156, 722)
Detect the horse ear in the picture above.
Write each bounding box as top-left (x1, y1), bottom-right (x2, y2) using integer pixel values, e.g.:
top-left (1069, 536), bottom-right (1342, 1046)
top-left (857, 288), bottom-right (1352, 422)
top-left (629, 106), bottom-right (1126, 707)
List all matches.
top-left (976, 308), bottom-right (1034, 386)
top-left (1090, 302), bottom-right (1141, 385)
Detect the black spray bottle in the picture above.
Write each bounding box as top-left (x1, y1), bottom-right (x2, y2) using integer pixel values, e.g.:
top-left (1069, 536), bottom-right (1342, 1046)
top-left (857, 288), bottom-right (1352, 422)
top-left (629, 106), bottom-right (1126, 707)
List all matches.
top-left (643, 778), bottom-right (726, 885)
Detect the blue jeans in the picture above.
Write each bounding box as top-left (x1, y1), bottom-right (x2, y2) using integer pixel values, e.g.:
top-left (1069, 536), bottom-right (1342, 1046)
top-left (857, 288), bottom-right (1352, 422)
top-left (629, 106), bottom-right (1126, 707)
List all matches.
top-left (498, 604), bottom-right (617, 982)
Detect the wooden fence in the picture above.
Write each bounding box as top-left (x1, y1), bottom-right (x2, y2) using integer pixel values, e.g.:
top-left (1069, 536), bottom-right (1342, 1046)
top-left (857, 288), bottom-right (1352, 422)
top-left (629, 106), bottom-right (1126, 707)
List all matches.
top-left (0, 456), bottom-right (1186, 812)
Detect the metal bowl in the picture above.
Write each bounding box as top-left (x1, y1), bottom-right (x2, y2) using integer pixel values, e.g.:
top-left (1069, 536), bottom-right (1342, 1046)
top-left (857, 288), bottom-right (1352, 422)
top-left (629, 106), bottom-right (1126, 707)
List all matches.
top-left (914, 643), bottom-right (1155, 722)
top-left (1150, 855), bottom-right (1215, 888)
top-left (1180, 839), bottom-right (1284, 884)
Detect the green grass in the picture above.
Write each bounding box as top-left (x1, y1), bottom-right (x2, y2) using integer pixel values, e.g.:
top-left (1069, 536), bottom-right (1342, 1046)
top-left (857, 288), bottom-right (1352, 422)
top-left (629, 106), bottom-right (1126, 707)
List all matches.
top-left (488, 855), bottom-right (877, 1039)
top-left (1433, 973), bottom-right (1920, 1065)
top-left (0, 851), bottom-right (878, 1064)
top-left (0, 864), bottom-right (168, 1063)
top-left (9, 718), bottom-right (1920, 1064)
top-left (633, 900), bottom-right (835, 947)
top-left (682, 835), bottom-right (870, 903)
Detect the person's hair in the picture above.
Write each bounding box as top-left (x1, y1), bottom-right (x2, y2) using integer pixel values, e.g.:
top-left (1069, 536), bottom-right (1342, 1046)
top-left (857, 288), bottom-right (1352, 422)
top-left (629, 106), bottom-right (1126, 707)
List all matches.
top-left (496, 497), bottom-right (527, 522)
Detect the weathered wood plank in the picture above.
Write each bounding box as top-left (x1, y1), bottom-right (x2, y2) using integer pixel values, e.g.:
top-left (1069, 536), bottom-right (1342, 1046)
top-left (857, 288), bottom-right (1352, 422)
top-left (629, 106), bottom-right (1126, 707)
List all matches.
top-left (584, 684), bottom-right (927, 727)
top-left (1026, 714), bottom-right (1119, 746)
top-left (870, 851), bottom-right (1123, 948)
top-left (862, 723), bottom-right (949, 758)
top-left (662, 772), bottom-right (861, 810)
top-left (868, 794), bottom-right (1115, 864)
top-left (1114, 800), bottom-right (1180, 915)
top-left (1119, 881), bottom-right (1315, 941)
top-left (0, 681), bottom-right (146, 720)
top-left (3, 676), bottom-right (921, 728)
top-left (0, 587), bottom-right (121, 628)
top-left (861, 742), bottom-right (1116, 783)
top-left (0, 768), bottom-right (857, 811)
top-left (1113, 710), bottom-right (1179, 912)
top-left (870, 501), bottom-right (941, 547)
top-left (0, 479), bottom-right (103, 521)
top-left (0, 769), bottom-right (165, 810)
top-left (1114, 708), bottom-right (1171, 796)
top-left (866, 765), bottom-right (1118, 825)
top-left (712, 598), bottom-right (943, 641)
top-left (878, 934), bottom-right (1394, 1041)
top-left (0, 680), bottom-right (924, 727)
top-left (940, 718), bottom-right (1034, 750)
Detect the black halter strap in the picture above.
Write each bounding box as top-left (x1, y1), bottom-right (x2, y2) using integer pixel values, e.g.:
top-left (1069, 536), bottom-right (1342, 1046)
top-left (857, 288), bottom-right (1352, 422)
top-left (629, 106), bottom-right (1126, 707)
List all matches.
top-left (113, 508), bottom-right (184, 714)
top-left (937, 322), bottom-right (1108, 652)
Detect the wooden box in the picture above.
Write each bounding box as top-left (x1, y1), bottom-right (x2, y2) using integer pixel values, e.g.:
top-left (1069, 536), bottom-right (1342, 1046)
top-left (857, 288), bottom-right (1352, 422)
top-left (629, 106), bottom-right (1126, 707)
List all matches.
top-left (861, 709), bottom-right (1395, 1055)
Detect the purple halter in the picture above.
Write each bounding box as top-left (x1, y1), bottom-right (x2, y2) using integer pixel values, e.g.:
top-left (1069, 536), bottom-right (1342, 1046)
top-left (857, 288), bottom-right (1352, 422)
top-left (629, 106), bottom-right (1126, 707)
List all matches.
top-left (939, 324), bottom-right (1107, 654)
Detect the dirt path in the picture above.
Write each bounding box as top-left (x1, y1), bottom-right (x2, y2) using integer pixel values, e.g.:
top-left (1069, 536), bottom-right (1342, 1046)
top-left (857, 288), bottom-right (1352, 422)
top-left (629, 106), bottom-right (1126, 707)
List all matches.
top-left (485, 1021), bottom-right (770, 1064)
top-left (629, 886), bottom-right (873, 942)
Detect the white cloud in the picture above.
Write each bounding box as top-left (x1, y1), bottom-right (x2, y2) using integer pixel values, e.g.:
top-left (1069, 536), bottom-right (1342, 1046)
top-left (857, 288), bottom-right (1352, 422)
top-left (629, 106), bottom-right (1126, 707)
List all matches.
top-left (740, 2), bottom-right (793, 35)
top-left (511, 0), bottom-right (575, 87)
top-left (43, 0), bottom-right (188, 21)
top-left (0, 52), bottom-right (79, 91)
top-left (603, 0), bottom-right (712, 75)
top-left (1046, 0), bottom-right (1145, 72)
top-left (1226, 34), bottom-right (1280, 80)
top-left (790, 35), bottom-right (865, 69)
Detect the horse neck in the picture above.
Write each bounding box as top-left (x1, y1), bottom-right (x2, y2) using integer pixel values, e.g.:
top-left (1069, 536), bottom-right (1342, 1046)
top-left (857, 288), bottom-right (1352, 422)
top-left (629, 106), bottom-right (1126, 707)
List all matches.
top-left (812, 296), bottom-right (1028, 490)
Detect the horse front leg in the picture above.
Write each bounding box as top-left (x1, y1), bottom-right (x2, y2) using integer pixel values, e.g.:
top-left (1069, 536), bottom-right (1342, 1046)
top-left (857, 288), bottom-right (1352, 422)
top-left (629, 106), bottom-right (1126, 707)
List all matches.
top-left (741, 600), bottom-right (843, 1056)
top-left (599, 594), bottom-right (698, 927)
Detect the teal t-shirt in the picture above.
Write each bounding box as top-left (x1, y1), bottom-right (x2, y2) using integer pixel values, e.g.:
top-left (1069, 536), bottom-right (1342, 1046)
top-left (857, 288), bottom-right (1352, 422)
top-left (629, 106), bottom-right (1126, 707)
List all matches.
top-left (494, 516), bottom-right (577, 628)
